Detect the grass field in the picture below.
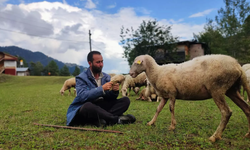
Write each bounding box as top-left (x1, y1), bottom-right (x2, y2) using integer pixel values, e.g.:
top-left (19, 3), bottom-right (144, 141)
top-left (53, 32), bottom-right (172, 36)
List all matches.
top-left (0, 74), bottom-right (250, 150)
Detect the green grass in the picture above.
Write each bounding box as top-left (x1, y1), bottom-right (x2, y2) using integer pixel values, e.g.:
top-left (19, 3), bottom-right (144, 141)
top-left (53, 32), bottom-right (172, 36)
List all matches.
top-left (0, 74), bottom-right (250, 149)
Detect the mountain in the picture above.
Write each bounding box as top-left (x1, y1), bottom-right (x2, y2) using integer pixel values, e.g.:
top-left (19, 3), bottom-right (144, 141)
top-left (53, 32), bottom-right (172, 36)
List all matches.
top-left (0, 46), bottom-right (87, 74)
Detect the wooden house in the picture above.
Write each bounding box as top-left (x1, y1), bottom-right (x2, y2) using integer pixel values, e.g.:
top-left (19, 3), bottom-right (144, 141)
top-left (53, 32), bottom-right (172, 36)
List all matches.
top-left (154, 40), bottom-right (210, 65)
top-left (0, 52), bottom-right (18, 75)
top-left (16, 68), bottom-right (30, 76)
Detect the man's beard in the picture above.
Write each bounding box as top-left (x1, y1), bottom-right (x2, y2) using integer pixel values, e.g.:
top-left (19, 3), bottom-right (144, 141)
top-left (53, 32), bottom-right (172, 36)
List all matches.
top-left (92, 65), bottom-right (102, 74)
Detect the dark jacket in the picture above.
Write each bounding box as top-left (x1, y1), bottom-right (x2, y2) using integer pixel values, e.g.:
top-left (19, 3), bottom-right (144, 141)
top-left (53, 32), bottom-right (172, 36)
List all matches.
top-left (66, 68), bottom-right (119, 125)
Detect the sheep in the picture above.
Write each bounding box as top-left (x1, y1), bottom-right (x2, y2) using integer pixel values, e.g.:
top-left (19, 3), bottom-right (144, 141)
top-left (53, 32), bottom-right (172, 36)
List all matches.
top-left (108, 73), bottom-right (116, 78)
top-left (110, 74), bottom-right (125, 84)
top-left (136, 88), bottom-right (147, 101)
top-left (129, 54), bottom-right (250, 142)
top-left (145, 78), bottom-right (161, 102)
top-left (242, 69), bottom-right (250, 103)
top-left (121, 72), bottom-right (147, 97)
top-left (136, 79), bottom-right (161, 102)
top-left (110, 74), bottom-right (125, 91)
top-left (133, 87), bottom-right (140, 95)
top-left (242, 64), bottom-right (250, 102)
top-left (242, 64), bottom-right (250, 72)
top-left (60, 77), bottom-right (76, 96)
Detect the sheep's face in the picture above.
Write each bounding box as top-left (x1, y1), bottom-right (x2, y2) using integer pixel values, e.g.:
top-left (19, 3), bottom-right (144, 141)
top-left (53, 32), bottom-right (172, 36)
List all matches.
top-left (60, 91), bottom-right (64, 95)
top-left (122, 88), bottom-right (128, 96)
top-left (134, 87), bottom-right (140, 94)
top-left (129, 56), bottom-right (145, 78)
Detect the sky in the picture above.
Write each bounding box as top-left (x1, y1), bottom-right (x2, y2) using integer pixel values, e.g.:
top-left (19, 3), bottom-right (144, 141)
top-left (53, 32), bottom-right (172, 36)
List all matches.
top-left (0, 0), bottom-right (226, 74)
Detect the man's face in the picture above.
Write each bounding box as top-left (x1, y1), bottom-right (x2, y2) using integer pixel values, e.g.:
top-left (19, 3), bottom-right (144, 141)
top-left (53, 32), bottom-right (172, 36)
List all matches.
top-left (89, 54), bottom-right (103, 74)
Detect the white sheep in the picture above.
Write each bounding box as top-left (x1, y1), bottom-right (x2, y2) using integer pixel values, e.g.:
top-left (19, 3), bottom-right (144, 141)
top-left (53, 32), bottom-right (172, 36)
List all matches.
top-left (136, 88), bottom-right (147, 101)
top-left (60, 77), bottom-right (76, 96)
top-left (110, 74), bottom-right (125, 84)
top-left (242, 64), bottom-right (250, 102)
top-left (121, 72), bottom-right (147, 97)
top-left (129, 54), bottom-right (250, 142)
top-left (242, 64), bottom-right (250, 72)
top-left (145, 78), bottom-right (161, 102)
top-left (108, 73), bottom-right (116, 78)
top-left (133, 87), bottom-right (140, 95)
top-left (136, 87), bottom-right (156, 102)
top-left (110, 74), bottom-right (125, 91)
top-left (242, 69), bottom-right (250, 103)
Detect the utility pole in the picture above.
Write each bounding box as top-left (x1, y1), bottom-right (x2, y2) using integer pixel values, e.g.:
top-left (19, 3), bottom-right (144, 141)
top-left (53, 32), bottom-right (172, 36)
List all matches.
top-left (89, 30), bottom-right (92, 52)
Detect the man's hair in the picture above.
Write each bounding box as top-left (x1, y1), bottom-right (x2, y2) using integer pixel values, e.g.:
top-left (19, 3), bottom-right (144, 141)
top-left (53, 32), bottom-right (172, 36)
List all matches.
top-left (87, 51), bottom-right (101, 62)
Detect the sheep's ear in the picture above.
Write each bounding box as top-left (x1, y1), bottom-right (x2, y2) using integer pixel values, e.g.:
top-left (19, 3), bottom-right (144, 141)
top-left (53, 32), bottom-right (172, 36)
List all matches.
top-left (136, 60), bottom-right (143, 65)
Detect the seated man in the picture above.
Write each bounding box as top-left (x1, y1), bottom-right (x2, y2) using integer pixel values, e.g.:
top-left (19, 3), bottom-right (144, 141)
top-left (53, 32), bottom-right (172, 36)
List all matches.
top-left (66, 51), bottom-right (136, 127)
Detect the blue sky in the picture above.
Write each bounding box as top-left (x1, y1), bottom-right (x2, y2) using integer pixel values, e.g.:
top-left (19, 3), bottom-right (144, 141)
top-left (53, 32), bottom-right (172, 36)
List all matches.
top-left (0, 0), bottom-right (226, 74)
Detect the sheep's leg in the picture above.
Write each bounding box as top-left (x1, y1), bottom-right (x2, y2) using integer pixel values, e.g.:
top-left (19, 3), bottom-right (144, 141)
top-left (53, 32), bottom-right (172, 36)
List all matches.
top-left (147, 97), bottom-right (152, 102)
top-left (68, 89), bottom-right (71, 96)
top-left (226, 89), bottom-right (250, 139)
top-left (156, 96), bottom-right (161, 102)
top-left (169, 97), bottom-right (177, 130)
top-left (128, 88), bottom-right (131, 97)
top-left (209, 94), bottom-right (232, 142)
top-left (147, 98), bottom-right (168, 126)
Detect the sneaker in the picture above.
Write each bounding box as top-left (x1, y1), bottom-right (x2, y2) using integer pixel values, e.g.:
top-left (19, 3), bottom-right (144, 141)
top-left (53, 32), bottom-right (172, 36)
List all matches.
top-left (92, 119), bottom-right (107, 127)
top-left (118, 114), bottom-right (136, 124)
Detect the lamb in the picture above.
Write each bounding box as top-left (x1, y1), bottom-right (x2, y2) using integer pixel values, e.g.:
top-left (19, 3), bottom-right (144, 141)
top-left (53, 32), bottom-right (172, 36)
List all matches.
top-left (133, 87), bottom-right (140, 95)
top-left (108, 73), bottom-right (116, 78)
top-left (136, 79), bottom-right (161, 102)
top-left (110, 74), bottom-right (125, 84)
top-left (136, 88), bottom-right (147, 101)
top-left (121, 72), bottom-right (147, 97)
top-left (144, 78), bottom-right (161, 102)
top-left (60, 77), bottom-right (76, 96)
top-left (129, 54), bottom-right (250, 142)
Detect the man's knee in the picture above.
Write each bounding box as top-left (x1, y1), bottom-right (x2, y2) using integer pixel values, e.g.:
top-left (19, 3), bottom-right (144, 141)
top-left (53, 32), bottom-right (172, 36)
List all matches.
top-left (80, 102), bottom-right (95, 111)
top-left (120, 96), bottom-right (130, 106)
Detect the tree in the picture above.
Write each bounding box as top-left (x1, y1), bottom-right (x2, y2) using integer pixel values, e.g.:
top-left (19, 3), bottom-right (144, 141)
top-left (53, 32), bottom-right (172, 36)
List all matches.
top-left (16, 56), bottom-right (28, 67)
top-left (30, 61), bottom-right (44, 76)
top-left (72, 66), bottom-right (81, 76)
top-left (44, 60), bottom-right (59, 76)
top-left (215, 0), bottom-right (250, 59)
top-left (120, 20), bottom-right (179, 66)
top-left (193, 19), bottom-right (227, 55)
top-left (195, 0), bottom-right (250, 62)
top-left (59, 65), bottom-right (71, 76)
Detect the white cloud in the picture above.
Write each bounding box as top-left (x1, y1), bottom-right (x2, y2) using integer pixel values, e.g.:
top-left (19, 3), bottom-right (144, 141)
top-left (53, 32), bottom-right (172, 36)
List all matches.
top-left (84, 0), bottom-right (96, 9)
top-left (0, 0), bottom-right (7, 6)
top-left (0, 2), bottom-right (206, 74)
top-left (189, 9), bottom-right (214, 18)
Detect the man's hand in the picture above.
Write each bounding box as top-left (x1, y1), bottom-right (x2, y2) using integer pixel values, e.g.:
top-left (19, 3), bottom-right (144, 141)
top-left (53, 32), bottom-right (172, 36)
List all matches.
top-left (112, 83), bottom-right (119, 91)
top-left (102, 82), bottom-right (113, 91)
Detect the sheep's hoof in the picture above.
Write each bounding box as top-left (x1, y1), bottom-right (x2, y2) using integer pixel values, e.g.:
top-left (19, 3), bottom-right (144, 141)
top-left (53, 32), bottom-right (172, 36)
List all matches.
top-left (245, 132), bottom-right (250, 138)
top-left (168, 126), bottom-right (175, 131)
top-left (147, 122), bottom-right (154, 126)
top-left (208, 135), bottom-right (221, 142)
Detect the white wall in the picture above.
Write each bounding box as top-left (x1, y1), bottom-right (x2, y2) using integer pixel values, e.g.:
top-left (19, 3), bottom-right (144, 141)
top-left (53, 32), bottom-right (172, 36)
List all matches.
top-left (4, 61), bottom-right (16, 67)
top-left (17, 72), bottom-right (25, 76)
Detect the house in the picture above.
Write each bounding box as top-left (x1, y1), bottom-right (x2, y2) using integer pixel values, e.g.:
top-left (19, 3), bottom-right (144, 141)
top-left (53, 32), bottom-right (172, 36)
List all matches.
top-left (0, 52), bottom-right (18, 75)
top-left (154, 40), bottom-right (210, 65)
top-left (16, 68), bottom-right (30, 76)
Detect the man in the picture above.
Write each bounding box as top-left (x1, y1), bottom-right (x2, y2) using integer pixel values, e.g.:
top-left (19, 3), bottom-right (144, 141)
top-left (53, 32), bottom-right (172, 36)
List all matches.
top-left (66, 51), bottom-right (136, 127)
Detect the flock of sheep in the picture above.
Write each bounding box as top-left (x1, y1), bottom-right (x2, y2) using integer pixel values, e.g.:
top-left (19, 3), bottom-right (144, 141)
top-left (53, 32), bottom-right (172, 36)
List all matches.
top-left (59, 54), bottom-right (250, 142)
top-left (59, 71), bottom-right (159, 102)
